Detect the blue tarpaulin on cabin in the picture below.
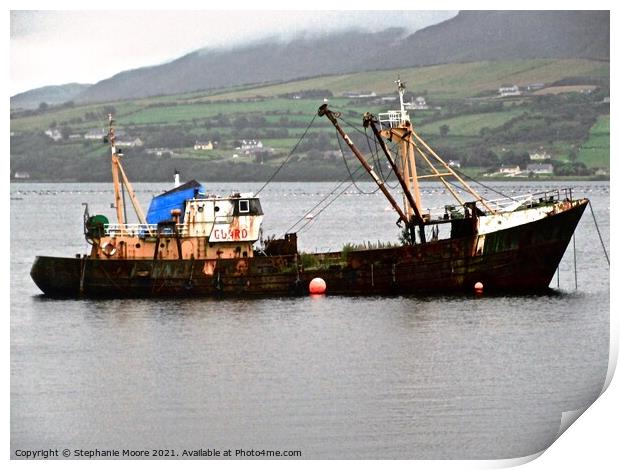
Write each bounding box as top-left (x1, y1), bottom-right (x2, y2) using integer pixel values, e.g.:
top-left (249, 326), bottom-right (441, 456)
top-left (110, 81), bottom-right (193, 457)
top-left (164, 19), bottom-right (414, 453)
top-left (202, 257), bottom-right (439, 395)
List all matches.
top-left (146, 180), bottom-right (206, 224)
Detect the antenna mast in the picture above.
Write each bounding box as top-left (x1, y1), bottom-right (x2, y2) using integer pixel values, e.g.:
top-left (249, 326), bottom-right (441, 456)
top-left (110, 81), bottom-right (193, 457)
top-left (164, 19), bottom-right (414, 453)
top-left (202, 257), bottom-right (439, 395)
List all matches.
top-left (396, 77), bottom-right (408, 120)
top-left (109, 114), bottom-right (125, 226)
top-left (376, 79), bottom-right (495, 214)
top-left (318, 104), bottom-right (408, 224)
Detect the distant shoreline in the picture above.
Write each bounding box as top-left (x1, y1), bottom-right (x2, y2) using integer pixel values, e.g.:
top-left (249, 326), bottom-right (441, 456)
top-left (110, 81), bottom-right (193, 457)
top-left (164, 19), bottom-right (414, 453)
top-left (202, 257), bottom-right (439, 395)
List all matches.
top-left (9, 176), bottom-right (611, 184)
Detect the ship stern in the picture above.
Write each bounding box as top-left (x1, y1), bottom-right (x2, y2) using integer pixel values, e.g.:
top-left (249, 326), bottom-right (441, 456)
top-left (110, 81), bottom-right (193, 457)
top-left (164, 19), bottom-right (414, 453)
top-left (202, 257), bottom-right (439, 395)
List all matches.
top-left (30, 256), bottom-right (82, 297)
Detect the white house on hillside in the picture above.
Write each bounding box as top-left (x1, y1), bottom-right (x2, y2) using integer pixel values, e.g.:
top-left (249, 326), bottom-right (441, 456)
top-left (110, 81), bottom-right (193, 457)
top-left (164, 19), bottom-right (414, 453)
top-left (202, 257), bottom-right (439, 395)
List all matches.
top-left (405, 96), bottom-right (429, 110)
top-left (498, 85), bottom-right (521, 97)
top-left (343, 91), bottom-right (377, 98)
top-left (526, 163), bottom-right (554, 174)
top-left (44, 128), bottom-right (62, 141)
top-left (84, 128), bottom-right (107, 140)
top-left (529, 151), bottom-right (551, 161)
top-left (146, 148), bottom-right (174, 156)
top-left (194, 140), bottom-right (214, 150)
top-left (116, 137), bottom-right (143, 147)
top-left (498, 165), bottom-right (522, 176)
top-left (240, 139), bottom-right (263, 151)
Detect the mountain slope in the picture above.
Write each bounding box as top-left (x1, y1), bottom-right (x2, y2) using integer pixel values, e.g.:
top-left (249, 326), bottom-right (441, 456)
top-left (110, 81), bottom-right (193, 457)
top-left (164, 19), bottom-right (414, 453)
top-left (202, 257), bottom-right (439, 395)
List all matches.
top-left (10, 83), bottom-right (91, 110)
top-left (396, 10), bottom-right (609, 66)
top-left (74, 29), bottom-right (409, 103)
top-left (73, 10), bottom-right (609, 104)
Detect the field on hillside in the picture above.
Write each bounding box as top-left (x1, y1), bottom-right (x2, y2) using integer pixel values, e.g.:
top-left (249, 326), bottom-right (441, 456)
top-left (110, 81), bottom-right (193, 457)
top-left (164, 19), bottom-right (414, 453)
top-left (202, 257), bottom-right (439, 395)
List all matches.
top-left (185, 59), bottom-right (609, 101)
top-left (11, 59), bottom-right (609, 131)
top-left (417, 110), bottom-right (524, 136)
top-left (577, 115), bottom-right (610, 169)
top-left (10, 58), bottom-right (610, 181)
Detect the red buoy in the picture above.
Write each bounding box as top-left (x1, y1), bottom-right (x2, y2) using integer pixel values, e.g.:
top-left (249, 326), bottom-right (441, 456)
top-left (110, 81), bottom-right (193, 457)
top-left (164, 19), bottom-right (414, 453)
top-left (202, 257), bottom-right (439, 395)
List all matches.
top-left (309, 277), bottom-right (327, 295)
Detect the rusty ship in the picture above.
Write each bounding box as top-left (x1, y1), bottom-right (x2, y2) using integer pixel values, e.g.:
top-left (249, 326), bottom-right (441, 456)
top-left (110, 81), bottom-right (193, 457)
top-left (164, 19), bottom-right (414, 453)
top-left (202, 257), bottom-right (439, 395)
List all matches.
top-left (30, 80), bottom-right (588, 298)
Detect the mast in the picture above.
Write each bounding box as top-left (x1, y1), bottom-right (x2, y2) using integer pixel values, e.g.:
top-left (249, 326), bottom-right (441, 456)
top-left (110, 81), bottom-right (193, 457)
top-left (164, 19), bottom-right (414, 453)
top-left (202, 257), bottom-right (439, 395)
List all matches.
top-left (376, 79), bottom-right (495, 215)
top-left (363, 113), bottom-right (424, 227)
top-left (318, 104), bottom-right (408, 225)
top-left (107, 114), bottom-right (149, 227)
top-left (319, 78), bottom-right (498, 245)
top-left (386, 78), bottom-right (423, 218)
top-left (108, 114), bottom-right (125, 226)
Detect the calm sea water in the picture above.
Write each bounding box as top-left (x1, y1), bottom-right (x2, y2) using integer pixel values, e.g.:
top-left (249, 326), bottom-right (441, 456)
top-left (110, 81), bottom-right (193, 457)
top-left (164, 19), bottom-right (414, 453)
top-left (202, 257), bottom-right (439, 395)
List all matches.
top-left (10, 181), bottom-right (610, 459)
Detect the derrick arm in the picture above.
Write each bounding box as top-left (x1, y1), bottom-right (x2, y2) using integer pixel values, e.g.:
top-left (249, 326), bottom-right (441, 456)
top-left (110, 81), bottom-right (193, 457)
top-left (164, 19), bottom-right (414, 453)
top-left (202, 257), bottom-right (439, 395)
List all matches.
top-left (409, 129), bottom-right (496, 214)
top-left (116, 162), bottom-right (148, 225)
top-left (318, 104), bottom-right (408, 224)
top-left (363, 113), bottom-right (425, 227)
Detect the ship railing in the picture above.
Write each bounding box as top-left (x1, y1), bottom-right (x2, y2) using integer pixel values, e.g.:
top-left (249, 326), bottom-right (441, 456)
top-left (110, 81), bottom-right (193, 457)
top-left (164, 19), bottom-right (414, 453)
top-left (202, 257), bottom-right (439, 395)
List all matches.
top-left (422, 188), bottom-right (573, 221)
top-left (482, 188), bottom-right (571, 213)
top-left (103, 221), bottom-right (238, 237)
top-left (104, 223), bottom-right (191, 237)
top-left (378, 110), bottom-right (409, 129)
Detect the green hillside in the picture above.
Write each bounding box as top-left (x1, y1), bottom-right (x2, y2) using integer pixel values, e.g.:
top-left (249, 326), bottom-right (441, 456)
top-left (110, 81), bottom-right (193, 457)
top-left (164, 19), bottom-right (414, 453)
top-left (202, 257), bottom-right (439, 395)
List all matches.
top-left (189, 59), bottom-right (608, 101)
top-left (577, 115), bottom-right (610, 169)
top-left (10, 59), bottom-right (610, 182)
top-left (417, 110), bottom-right (524, 136)
top-left (11, 59), bottom-right (608, 132)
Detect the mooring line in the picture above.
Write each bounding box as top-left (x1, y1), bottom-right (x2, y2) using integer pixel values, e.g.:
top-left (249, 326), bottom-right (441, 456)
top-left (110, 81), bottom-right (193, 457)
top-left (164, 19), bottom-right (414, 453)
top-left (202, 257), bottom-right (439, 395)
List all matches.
top-left (573, 232), bottom-right (578, 290)
top-left (588, 201), bottom-right (610, 265)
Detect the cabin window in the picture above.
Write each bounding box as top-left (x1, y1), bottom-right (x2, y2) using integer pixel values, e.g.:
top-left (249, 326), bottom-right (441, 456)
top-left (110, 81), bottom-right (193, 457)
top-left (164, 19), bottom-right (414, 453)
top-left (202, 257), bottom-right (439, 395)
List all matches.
top-left (232, 198), bottom-right (263, 216)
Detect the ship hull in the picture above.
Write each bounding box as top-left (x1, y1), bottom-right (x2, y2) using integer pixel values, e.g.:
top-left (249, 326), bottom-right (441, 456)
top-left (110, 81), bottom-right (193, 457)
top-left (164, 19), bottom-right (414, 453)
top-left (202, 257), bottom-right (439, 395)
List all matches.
top-left (30, 200), bottom-right (587, 298)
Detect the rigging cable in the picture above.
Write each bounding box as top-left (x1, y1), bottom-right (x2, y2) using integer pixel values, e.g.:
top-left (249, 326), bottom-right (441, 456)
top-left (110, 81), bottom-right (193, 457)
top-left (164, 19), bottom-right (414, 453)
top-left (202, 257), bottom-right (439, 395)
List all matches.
top-left (333, 106), bottom-right (514, 201)
top-left (449, 166), bottom-right (514, 200)
top-left (295, 174), bottom-right (364, 235)
top-left (261, 105), bottom-right (387, 236)
top-left (283, 164), bottom-right (366, 235)
top-left (284, 114), bottom-right (405, 236)
top-left (364, 126), bottom-right (400, 189)
top-left (336, 114), bottom-right (403, 191)
top-left (336, 131), bottom-right (378, 195)
top-left (363, 121), bottom-right (386, 180)
top-left (588, 201), bottom-right (610, 265)
top-left (335, 130), bottom-right (398, 195)
top-left (255, 113), bottom-right (317, 196)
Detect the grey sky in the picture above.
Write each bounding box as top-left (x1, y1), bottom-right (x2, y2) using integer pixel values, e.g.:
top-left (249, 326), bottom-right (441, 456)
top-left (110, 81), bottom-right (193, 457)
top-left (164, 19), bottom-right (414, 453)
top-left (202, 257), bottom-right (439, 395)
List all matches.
top-left (10, 10), bottom-right (457, 96)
